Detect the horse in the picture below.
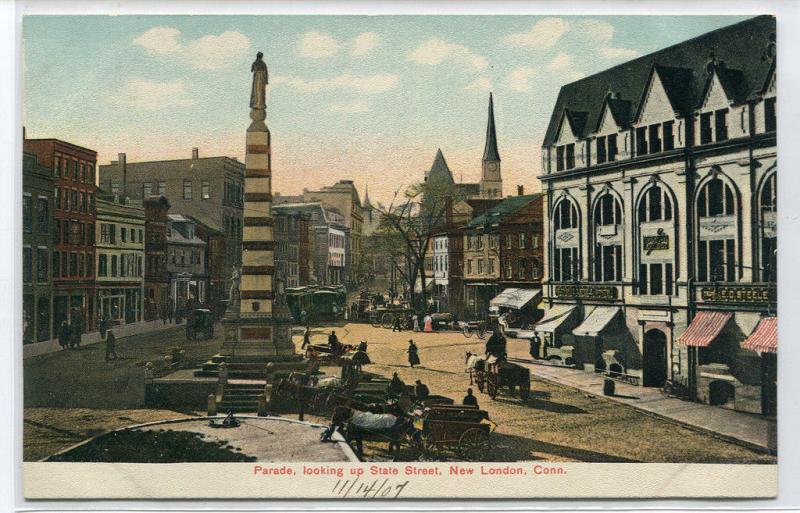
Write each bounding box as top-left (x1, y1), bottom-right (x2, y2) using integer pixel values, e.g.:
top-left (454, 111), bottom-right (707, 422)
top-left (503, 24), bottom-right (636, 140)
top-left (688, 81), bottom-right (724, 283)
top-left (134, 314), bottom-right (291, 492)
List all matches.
top-left (465, 351), bottom-right (486, 389)
top-left (327, 405), bottom-right (419, 460)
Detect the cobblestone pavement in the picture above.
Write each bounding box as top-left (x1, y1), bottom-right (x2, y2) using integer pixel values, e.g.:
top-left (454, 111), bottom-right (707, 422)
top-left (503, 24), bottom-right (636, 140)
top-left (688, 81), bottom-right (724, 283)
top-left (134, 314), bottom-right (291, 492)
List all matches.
top-left (311, 323), bottom-right (775, 464)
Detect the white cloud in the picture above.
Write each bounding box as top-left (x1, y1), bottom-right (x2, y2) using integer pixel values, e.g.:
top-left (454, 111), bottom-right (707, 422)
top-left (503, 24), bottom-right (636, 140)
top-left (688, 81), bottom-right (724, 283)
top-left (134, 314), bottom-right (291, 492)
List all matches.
top-left (351, 32), bottom-right (381, 56)
top-left (273, 73), bottom-right (400, 94)
top-left (505, 67), bottom-right (536, 92)
top-left (464, 77), bottom-right (493, 93)
top-left (408, 39), bottom-right (488, 71)
top-left (599, 46), bottom-right (641, 60)
top-left (546, 52), bottom-right (574, 72)
top-left (112, 79), bottom-right (193, 110)
top-left (502, 18), bottom-right (570, 48)
top-left (576, 19), bottom-right (615, 45)
top-left (133, 27), bottom-right (251, 70)
top-left (329, 100), bottom-right (370, 113)
top-left (574, 19), bottom-right (640, 61)
top-left (297, 31), bottom-right (339, 58)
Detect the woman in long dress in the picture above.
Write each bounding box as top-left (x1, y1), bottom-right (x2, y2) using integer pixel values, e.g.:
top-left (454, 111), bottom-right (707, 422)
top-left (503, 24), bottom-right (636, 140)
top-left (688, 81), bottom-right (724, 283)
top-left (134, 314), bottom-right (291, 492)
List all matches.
top-left (407, 340), bottom-right (420, 368)
top-left (423, 314), bottom-right (433, 332)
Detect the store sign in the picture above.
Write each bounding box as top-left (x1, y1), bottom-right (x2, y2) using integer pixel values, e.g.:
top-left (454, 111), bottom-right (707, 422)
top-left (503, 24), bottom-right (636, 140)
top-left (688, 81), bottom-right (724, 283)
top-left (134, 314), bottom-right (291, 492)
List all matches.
top-left (554, 284), bottom-right (618, 300)
top-left (643, 229), bottom-right (669, 254)
top-left (700, 286), bottom-right (776, 304)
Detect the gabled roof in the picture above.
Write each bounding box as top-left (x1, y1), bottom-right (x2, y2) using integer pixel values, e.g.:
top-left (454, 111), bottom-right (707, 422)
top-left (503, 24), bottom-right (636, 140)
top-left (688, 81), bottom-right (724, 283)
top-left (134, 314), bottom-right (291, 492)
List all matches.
top-left (483, 93), bottom-right (501, 162)
top-left (559, 109), bottom-right (589, 140)
top-left (425, 148), bottom-right (455, 185)
top-left (464, 194), bottom-right (541, 229)
top-left (595, 94), bottom-right (633, 132)
top-left (634, 65), bottom-right (694, 122)
top-left (543, 15), bottom-right (776, 146)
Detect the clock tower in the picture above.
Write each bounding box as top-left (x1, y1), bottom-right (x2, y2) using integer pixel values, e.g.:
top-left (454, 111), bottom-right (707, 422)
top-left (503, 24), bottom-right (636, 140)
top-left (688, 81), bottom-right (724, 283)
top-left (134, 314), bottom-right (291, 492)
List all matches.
top-left (480, 92), bottom-right (502, 198)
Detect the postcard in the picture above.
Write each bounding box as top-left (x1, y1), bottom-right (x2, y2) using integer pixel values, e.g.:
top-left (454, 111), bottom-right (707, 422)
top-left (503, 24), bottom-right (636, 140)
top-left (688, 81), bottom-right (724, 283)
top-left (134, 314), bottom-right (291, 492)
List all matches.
top-left (21, 13), bottom-right (777, 499)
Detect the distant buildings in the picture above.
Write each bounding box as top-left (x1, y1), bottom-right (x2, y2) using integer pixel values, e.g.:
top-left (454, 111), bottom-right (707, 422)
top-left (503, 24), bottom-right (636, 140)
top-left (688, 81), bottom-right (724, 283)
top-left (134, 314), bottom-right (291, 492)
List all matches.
top-left (538, 15), bottom-right (776, 415)
top-left (24, 137), bottom-right (98, 332)
top-left (22, 151), bottom-right (53, 343)
top-left (273, 209), bottom-right (311, 288)
top-left (166, 214), bottom-right (208, 311)
top-left (143, 196), bottom-right (171, 321)
top-left (95, 196), bottom-right (145, 325)
top-left (98, 149), bottom-right (244, 284)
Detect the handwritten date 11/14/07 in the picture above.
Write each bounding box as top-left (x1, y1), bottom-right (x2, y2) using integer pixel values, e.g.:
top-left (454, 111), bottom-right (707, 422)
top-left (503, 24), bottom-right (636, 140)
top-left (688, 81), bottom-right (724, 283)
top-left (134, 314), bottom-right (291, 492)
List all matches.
top-left (331, 477), bottom-right (410, 499)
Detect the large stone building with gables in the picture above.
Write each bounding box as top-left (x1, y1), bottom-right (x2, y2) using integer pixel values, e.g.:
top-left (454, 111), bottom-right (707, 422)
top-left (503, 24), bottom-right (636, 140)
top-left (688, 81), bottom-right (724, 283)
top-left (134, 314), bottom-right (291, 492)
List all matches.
top-left (538, 15), bottom-right (776, 416)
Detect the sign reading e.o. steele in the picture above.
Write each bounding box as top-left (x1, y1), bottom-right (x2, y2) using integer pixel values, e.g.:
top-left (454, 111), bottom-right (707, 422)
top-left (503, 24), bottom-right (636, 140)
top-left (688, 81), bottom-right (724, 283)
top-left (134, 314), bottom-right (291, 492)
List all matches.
top-left (700, 286), bottom-right (776, 304)
top-left (554, 284), bottom-right (618, 300)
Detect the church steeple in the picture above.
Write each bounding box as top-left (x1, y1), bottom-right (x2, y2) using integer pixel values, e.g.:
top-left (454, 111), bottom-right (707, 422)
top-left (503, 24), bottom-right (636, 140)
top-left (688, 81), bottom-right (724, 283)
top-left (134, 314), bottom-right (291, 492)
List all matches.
top-left (362, 184), bottom-right (372, 210)
top-left (480, 93), bottom-right (502, 198)
top-left (483, 92), bottom-right (501, 162)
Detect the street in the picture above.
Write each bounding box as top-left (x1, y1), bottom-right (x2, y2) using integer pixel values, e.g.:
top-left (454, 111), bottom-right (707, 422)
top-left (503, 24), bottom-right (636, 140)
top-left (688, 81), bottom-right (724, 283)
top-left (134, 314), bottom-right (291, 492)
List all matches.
top-left (24, 322), bottom-right (775, 463)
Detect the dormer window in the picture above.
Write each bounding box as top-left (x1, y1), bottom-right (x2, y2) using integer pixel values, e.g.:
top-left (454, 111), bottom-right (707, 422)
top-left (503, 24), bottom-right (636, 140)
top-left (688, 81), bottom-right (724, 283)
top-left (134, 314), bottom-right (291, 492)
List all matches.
top-left (765, 98), bottom-right (776, 132)
top-left (608, 134), bottom-right (618, 161)
top-left (636, 127), bottom-right (648, 156)
top-left (699, 113), bottom-right (713, 144)
top-left (556, 146), bottom-right (565, 172)
top-left (663, 122), bottom-right (674, 150)
top-left (596, 136), bottom-right (607, 164)
top-left (565, 144), bottom-right (575, 169)
top-left (649, 125), bottom-right (662, 153)
top-left (714, 109), bottom-right (728, 141)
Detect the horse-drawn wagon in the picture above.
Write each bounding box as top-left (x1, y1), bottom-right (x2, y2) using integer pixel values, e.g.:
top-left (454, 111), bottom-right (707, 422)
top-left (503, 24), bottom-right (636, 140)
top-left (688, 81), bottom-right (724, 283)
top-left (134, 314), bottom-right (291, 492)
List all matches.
top-left (466, 351), bottom-right (531, 401)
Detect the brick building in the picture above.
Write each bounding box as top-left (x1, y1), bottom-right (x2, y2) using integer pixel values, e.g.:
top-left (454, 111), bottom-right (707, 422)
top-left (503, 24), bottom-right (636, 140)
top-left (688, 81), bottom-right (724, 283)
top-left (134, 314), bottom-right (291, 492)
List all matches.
top-left (143, 195), bottom-right (170, 321)
top-left (24, 137), bottom-right (98, 332)
top-left (22, 151), bottom-right (54, 343)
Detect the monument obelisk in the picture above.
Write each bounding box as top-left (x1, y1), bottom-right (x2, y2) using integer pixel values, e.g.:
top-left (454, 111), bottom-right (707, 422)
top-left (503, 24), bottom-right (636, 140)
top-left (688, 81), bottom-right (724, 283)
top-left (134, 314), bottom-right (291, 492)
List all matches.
top-left (218, 51), bottom-right (299, 364)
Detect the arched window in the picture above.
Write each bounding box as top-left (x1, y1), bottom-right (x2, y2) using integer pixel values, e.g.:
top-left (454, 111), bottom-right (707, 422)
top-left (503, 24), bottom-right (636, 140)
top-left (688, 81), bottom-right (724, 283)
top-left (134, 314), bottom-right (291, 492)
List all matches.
top-left (552, 197), bottom-right (580, 282)
top-left (592, 192), bottom-right (623, 282)
top-left (759, 172), bottom-right (777, 282)
top-left (696, 176), bottom-right (738, 282)
top-left (637, 183), bottom-right (676, 295)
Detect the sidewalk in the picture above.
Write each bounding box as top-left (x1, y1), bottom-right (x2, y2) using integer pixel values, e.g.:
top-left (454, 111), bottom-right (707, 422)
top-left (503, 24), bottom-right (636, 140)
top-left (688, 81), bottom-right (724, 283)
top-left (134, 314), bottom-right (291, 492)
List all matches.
top-left (505, 341), bottom-right (777, 454)
top-left (23, 320), bottom-right (184, 359)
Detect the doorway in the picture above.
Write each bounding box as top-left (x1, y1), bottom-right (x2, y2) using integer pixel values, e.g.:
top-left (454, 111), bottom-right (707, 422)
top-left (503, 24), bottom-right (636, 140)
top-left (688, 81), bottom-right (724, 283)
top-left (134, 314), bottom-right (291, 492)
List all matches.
top-left (643, 329), bottom-right (668, 387)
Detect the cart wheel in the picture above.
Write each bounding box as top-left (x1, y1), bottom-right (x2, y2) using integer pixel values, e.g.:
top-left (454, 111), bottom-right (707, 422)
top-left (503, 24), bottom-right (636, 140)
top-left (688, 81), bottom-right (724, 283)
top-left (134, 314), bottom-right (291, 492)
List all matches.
top-left (462, 324), bottom-right (473, 338)
top-left (487, 372), bottom-right (498, 399)
top-left (414, 432), bottom-right (439, 461)
top-left (520, 380), bottom-right (531, 401)
top-left (475, 370), bottom-right (485, 393)
top-left (381, 313), bottom-right (394, 329)
top-left (371, 315), bottom-right (382, 329)
top-left (458, 428), bottom-right (489, 461)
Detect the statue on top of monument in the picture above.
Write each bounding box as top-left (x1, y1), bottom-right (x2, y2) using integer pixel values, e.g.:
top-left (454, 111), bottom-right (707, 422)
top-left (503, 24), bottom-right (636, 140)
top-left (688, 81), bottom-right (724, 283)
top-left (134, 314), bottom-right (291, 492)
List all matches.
top-left (250, 51), bottom-right (268, 110)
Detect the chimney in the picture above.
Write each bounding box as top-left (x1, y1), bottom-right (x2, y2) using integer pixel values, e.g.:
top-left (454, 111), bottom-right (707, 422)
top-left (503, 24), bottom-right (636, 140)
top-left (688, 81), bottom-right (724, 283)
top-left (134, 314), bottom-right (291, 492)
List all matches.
top-left (517, 185), bottom-right (524, 196)
top-left (118, 153), bottom-right (127, 196)
top-left (192, 147), bottom-right (199, 160)
top-left (22, 126), bottom-right (26, 140)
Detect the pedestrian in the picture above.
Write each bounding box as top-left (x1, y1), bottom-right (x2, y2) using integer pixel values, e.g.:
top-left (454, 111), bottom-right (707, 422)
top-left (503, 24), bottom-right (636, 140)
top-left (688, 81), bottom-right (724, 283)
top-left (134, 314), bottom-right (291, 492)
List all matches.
top-left (105, 329), bottom-right (118, 361)
top-left (71, 312), bottom-right (83, 349)
top-left (412, 313), bottom-right (420, 332)
top-left (161, 302), bottom-right (169, 325)
top-left (530, 331), bottom-right (542, 360)
top-left (392, 316), bottom-right (402, 332)
top-left (407, 339), bottom-right (420, 368)
top-left (498, 312), bottom-right (509, 334)
top-left (302, 326), bottom-right (311, 350)
top-left (414, 379), bottom-right (430, 401)
top-left (462, 388), bottom-right (478, 407)
top-left (485, 327), bottom-right (507, 361)
top-left (167, 302), bottom-right (174, 324)
top-left (423, 314), bottom-right (433, 333)
top-left (58, 320), bottom-right (70, 350)
top-left (328, 330), bottom-right (340, 354)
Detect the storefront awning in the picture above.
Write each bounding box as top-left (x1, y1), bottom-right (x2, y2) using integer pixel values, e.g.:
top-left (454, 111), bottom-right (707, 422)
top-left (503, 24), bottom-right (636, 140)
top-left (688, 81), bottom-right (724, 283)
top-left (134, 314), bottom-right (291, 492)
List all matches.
top-left (490, 288), bottom-right (542, 310)
top-left (742, 317), bottom-right (777, 353)
top-left (535, 304), bottom-right (577, 333)
top-left (678, 311), bottom-right (732, 347)
top-left (572, 306), bottom-right (621, 337)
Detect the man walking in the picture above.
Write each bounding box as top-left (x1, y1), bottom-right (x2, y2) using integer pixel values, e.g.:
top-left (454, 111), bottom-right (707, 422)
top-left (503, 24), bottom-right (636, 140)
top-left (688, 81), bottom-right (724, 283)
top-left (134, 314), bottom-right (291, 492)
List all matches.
top-left (462, 388), bottom-right (478, 407)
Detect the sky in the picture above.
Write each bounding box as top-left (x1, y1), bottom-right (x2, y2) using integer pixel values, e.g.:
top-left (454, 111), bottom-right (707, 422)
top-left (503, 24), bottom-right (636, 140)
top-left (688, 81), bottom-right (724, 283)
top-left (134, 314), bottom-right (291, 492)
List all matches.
top-left (23, 15), bottom-right (750, 206)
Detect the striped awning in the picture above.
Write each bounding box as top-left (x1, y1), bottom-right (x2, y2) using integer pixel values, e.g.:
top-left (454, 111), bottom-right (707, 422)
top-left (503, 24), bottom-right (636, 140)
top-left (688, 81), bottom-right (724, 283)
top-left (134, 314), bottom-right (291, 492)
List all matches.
top-left (678, 311), bottom-right (732, 347)
top-left (742, 317), bottom-right (777, 353)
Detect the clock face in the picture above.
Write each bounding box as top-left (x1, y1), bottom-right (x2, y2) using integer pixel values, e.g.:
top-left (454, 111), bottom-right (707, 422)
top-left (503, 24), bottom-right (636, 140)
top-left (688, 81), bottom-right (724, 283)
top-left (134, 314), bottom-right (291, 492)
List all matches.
top-left (488, 163), bottom-right (497, 171)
